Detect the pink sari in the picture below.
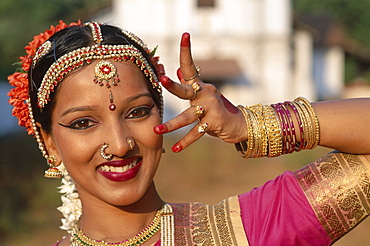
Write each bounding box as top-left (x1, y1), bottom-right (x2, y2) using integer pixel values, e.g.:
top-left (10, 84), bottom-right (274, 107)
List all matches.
top-left (52, 153), bottom-right (370, 245)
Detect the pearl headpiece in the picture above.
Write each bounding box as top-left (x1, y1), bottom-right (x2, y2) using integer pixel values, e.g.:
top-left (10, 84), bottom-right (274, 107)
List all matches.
top-left (36, 22), bottom-right (163, 115)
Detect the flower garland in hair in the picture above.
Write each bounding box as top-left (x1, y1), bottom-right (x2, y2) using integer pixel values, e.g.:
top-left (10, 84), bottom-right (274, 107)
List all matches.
top-left (7, 20), bottom-right (82, 135)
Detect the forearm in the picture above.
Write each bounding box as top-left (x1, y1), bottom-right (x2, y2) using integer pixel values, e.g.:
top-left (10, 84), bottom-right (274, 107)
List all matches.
top-left (313, 98), bottom-right (370, 154)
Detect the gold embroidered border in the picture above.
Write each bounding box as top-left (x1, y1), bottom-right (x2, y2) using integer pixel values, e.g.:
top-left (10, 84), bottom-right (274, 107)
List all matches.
top-left (294, 152), bottom-right (370, 243)
top-left (170, 196), bottom-right (249, 245)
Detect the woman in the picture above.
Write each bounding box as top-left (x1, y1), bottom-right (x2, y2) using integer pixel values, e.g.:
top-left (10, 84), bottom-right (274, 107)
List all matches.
top-left (8, 21), bottom-right (370, 245)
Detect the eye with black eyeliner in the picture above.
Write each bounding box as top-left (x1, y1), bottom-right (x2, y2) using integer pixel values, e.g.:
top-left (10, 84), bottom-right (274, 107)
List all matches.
top-left (126, 105), bottom-right (155, 119)
top-left (58, 118), bottom-right (98, 130)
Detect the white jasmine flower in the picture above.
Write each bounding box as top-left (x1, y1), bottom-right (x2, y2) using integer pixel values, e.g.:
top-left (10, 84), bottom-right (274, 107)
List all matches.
top-left (57, 164), bottom-right (82, 233)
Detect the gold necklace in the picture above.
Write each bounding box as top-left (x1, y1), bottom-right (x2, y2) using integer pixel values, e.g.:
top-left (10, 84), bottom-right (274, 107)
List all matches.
top-left (70, 209), bottom-right (163, 246)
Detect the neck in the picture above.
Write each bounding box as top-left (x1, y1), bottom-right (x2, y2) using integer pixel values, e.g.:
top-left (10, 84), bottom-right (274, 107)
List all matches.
top-left (77, 182), bottom-right (163, 243)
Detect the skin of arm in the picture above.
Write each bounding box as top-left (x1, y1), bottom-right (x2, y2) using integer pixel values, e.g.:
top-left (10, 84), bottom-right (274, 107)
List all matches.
top-left (312, 98), bottom-right (370, 154)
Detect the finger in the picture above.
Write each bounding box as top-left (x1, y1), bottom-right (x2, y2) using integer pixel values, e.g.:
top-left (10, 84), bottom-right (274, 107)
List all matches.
top-left (176, 67), bottom-right (185, 83)
top-left (153, 105), bottom-right (202, 134)
top-left (171, 122), bottom-right (208, 153)
top-left (179, 33), bottom-right (198, 83)
top-left (160, 76), bottom-right (195, 100)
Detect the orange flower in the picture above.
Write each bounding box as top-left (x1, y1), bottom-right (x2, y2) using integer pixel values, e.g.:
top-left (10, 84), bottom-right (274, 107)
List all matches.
top-left (8, 20), bottom-right (82, 135)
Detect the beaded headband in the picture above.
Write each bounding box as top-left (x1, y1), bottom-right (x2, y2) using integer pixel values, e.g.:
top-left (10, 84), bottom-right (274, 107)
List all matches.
top-left (37, 22), bottom-right (163, 113)
top-left (37, 43), bottom-right (162, 108)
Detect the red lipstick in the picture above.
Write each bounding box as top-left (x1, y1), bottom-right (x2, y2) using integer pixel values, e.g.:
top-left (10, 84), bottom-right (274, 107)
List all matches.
top-left (97, 157), bottom-right (142, 182)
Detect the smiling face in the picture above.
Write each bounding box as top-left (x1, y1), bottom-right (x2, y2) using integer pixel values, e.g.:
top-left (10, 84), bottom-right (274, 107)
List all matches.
top-left (42, 60), bottom-right (163, 207)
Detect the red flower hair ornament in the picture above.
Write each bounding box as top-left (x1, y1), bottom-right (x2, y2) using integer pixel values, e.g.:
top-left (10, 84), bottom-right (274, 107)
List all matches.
top-left (7, 20), bottom-right (165, 136)
top-left (7, 20), bottom-right (82, 135)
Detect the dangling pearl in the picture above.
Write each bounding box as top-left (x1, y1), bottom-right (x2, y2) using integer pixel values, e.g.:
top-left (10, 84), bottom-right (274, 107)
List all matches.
top-left (109, 90), bottom-right (116, 111)
top-left (109, 104), bottom-right (116, 111)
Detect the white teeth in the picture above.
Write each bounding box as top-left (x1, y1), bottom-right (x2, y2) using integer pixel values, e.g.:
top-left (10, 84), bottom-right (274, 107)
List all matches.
top-left (99, 159), bottom-right (139, 173)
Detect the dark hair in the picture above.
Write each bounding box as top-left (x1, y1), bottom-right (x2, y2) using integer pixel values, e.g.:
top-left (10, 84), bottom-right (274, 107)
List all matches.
top-left (29, 24), bottom-right (162, 134)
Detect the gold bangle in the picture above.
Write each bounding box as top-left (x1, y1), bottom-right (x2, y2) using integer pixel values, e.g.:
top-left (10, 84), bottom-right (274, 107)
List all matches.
top-left (263, 105), bottom-right (282, 157)
top-left (235, 105), bottom-right (254, 158)
top-left (292, 100), bottom-right (311, 149)
top-left (294, 98), bottom-right (312, 149)
top-left (249, 104), bottom-right (268, 158)
top-left (295, 97), bottom-right (320, 149)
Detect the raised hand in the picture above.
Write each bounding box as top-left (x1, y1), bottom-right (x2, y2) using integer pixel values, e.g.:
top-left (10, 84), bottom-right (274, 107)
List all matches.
top-left (153, 33), bottom-right (248, 153)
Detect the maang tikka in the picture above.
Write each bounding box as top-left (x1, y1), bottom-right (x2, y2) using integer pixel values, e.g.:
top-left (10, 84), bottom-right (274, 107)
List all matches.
top-left (86, 22), bottom-right (119, 111)
top-left (93, 60), bottom-right (120, 88)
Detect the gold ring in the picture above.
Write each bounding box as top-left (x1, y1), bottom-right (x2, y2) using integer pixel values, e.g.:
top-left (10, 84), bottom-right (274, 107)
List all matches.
top-left (192, 105), bottom-right (204, 117)
top-left (198, 122), bottom-right (209, 133)
top-left (184, 66), bottom-right (201, 81)
top-left (190, 82), bottom-right (202, 100)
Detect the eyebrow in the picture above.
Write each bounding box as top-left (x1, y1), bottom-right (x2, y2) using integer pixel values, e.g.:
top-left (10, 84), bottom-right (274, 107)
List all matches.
top-left (60, 92), bottom-right (153, 117)
top-left (61, 105), bottom-right (99, 117)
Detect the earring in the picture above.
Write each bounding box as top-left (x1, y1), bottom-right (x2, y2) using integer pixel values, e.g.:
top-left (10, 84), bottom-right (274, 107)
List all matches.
top-left (162, 148), bottom-right (166, 153)
top-left (127, 138), bottom-right (135, 151)
top-left (100, 142), bottom-right (113, 161)
top-left (44, 155), bottom-right (62, 178)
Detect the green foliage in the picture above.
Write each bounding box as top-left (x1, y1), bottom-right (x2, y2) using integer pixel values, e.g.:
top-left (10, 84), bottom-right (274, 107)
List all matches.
top-left (293, 0), bottom-right (370, 83)
top-left (0, 0), bottom-right (111, 81)
top-left (293, 0), bottom-right (370, 46)
top-left (0, 132), bottom-right (65, 245)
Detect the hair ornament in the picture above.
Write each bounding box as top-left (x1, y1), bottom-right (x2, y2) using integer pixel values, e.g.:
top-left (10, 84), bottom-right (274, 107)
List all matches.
top-left (37, 43), bottom-right (162, 109)
top-left (32, 40), bottom-right (52, 68)
top-left (8, 20), bottom-right (82, 136)
top-left (122, 30), bottom-right (149, 51)
top-left (84, 22), bottom-right (103, 44)
top-left (94, 60), bottom-right (120, 87)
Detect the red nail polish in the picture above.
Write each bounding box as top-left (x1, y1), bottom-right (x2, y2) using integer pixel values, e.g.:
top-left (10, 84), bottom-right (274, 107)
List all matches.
top-left (160, 76), bottom-right (173, 89)
top-left (177, 68), bottom-right (183, 80)
top-left (172, 144), bottom-right (183, 153)
top-left (181, 33), bottom-right (191, 48)
top-left (154, 124), bottom-right (167, 134)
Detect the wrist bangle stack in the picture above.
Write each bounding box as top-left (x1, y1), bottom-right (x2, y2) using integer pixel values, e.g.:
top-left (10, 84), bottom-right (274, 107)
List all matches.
top-left (235, 97), bottom-right (320, 159)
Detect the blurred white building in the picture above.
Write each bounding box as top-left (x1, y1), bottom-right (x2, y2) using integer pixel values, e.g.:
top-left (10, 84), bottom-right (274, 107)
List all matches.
top-left (95, 0), bottom-right (347, 119)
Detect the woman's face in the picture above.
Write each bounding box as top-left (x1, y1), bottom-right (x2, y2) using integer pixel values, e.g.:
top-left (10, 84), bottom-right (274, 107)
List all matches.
top-left (43, 60), bottom-right (163, 206)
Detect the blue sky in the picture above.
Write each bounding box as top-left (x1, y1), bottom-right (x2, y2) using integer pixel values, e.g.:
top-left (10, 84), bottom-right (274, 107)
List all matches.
top-left (0, 82), bottom-right (22, 136)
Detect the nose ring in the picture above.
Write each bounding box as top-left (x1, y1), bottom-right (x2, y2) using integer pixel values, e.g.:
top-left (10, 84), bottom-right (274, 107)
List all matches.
top-left (100, 142), bottom-right (113, 161)
top-left (127, 138), bottom-right (135, 151)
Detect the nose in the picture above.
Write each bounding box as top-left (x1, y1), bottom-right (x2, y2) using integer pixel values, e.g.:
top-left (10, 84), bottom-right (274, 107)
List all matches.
top-left (101, 122), bottom-right (133, 159)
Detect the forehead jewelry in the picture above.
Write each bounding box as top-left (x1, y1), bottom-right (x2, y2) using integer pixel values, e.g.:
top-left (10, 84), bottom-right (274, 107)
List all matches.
top-left (86, 23), bottom-right (121, 89)
top-left (37, 44), bottom-right (161, 110)
top-left (109, 90), bottom-right (116, 111)
top-left (94, 60), bottom-right (120, 88)
top-left (37, 22), bottom-right (162, 109)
